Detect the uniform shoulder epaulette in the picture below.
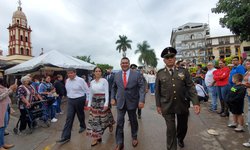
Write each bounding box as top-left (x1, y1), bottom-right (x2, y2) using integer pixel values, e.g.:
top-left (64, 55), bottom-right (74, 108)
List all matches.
top-left (157, 68), bottom-right (165, 73)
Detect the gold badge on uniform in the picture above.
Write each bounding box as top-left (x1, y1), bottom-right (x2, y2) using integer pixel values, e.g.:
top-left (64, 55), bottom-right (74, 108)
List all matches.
top-left (178, 72), bottom-right (185, 80)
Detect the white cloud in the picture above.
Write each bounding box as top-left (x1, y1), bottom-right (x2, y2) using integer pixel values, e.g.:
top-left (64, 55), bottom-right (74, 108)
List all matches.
top-left (0, 0), bottom-right (231, 70)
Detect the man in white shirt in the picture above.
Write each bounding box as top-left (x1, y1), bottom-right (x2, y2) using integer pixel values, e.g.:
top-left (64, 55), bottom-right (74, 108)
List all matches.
top-left (205, 62), bottom-right (218, 111)
top-left (57, 68), bottom-right (89, 144)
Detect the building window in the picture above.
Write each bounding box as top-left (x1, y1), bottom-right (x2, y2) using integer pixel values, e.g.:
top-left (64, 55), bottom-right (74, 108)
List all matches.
top-left (25, 37), bottom-right (28, 42)
top-left (191, 43), bottom-right (195, 48)
top-left (206, 39), bottom-right (212, 46)
top-left (20, 48), bottom-right (24, 55)
top-left (9, 48), bottom-right (12, 55)
top-left (26, 49), bottom-right (29, 55)
top-left (225, 37), bottom-right (230, 44)
top-left (12, 48), bottom-right (15, 55)
top-left (190, 34), bottom-right (195, 39)
top-left (235, 36), bottom-right (240, 43)
top-left (197, 33), bottom-right (203, 39)
top-left (184, 35), bottom-right (189, 40)
top-left (218, 38), bottom-right (224, 44)
top-left (225, 47), bottom-right (231, 54)
top-left (20, 35), bottom-right (23, 41)
top-left (207, 49), bottom-right (213, 56)
top-left (235, 46), bottom-right (240, 54)
top-left (197, 42), bottom-right (203, 48)
top-left (219, 49), bottom-right (225, 55)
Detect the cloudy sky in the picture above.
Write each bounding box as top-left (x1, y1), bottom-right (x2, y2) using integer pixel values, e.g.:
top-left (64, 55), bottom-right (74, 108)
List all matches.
top-left (0, 0), bottom-right (231, 69)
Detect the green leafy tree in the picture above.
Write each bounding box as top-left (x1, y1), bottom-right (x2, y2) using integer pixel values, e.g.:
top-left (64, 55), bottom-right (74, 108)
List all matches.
top-left (115, 35), bottom-right (132, 57)
top-left (96, 64), bottom-right (113, 74)
top-left (75, 55), bottom-right (95, 64)
top-left (212, 0), bottom-right (250, 41)
top-left (135, 41), bottom-right (158, 68)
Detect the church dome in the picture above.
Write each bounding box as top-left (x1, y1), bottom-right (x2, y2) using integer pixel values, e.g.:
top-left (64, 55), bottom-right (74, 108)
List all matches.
top-left (12, 6), bottom-right (27, 27)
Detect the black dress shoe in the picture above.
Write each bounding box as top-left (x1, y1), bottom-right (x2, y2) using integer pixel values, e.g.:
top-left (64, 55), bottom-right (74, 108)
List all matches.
top-left (79, 127), bottom-right (86, 133)
top-left (217, 110), bottom-right (224, 114)
top-left (56, 138), bottom-right (70, 144)
top-left (178, 140), bottom-right (184, 148)
top-left (114, 144), bottom-right (124, 150)
top-left (220, 113), bottom-right (229, 117)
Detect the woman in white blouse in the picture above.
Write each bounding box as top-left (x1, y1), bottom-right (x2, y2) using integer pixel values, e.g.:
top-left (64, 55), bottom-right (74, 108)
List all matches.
top-left (87, 67), bottom-right (115, 146)
top-left (147, 70), bottom-right (156, 95)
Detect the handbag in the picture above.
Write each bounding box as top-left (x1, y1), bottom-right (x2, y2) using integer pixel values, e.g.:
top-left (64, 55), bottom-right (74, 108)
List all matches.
top-left (198, 84), bottom-right (209, 102)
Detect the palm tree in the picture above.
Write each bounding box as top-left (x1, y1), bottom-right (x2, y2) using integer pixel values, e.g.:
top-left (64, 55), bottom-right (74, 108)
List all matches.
top-left (115, 35), bottom-right (132, 57)
top-left (135, 41), bottom-right (158, 68)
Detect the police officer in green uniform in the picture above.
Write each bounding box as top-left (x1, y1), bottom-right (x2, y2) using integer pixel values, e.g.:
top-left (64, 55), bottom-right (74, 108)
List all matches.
top-left (155, 47), bottom-right (200, 150)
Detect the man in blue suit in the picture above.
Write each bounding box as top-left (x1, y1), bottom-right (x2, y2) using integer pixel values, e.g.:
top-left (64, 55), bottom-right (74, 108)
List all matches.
top-left (111, 57), bottom-right (145, 150)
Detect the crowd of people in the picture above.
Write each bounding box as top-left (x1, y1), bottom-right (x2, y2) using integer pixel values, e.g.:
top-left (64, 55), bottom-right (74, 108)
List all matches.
top-left (2, 46), bottom-right (250, 150)
top-left (192, 56), bottom-right (250, 148)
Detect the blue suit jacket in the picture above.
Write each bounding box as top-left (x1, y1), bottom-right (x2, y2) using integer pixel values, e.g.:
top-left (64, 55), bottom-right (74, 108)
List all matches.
top-left (111, 70), bottom-right (145, 110)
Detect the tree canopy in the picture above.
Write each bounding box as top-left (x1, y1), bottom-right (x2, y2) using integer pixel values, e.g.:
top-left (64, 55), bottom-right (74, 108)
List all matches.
top-left (96, 64), bottom-right (113, 74)
top-left (212, 0), bottom-right (250, 41)
top-left (75, 55), bottom-right (95, 64)
top-left (135, 41), bottom-right (158, 68)
top-left (115, 35), bottom-right (132, 57)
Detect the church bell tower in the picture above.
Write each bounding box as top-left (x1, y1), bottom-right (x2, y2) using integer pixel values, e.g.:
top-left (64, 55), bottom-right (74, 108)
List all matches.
top-left (7, 0), bottom-right (33, 63)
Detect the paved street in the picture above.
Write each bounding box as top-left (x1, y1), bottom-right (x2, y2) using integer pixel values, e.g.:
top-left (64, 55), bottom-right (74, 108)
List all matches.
top-left (4, 93), bottom-right (250, 150)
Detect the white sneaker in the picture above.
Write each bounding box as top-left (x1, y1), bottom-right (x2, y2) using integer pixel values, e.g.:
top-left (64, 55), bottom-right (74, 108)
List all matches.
top-left (243, 142), bottom-right (250, 147)
top-left (51, 118), bottom-right (58, 123)
top-left (227, 123), bottom-right (237, 128)
top-left (234, 125), bottom-right (244, 132)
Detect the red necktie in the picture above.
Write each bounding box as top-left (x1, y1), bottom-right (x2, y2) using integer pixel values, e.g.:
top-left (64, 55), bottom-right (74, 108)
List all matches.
top-left (123, 71), bottom-right (127, 88)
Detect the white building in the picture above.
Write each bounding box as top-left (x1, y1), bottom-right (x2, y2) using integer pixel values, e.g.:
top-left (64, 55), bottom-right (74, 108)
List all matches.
top-left (170, 23), bottom-right (210, 63)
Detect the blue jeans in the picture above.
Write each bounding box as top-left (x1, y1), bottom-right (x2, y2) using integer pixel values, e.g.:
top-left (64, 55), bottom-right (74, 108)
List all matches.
top-left (216, 85), bottom-right (230, 101)
top-left (56, 97), bottom-right (62, 113)
top-left (149, 83), bottom-right (155, 94)
top-left (207, 86), bottom-right (218, 110)
top-left (0, 106), bottom-right (9, 147)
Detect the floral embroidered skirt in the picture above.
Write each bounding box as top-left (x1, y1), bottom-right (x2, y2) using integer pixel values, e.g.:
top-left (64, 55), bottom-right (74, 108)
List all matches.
top-left (87, 94), bottom-right (115, 139)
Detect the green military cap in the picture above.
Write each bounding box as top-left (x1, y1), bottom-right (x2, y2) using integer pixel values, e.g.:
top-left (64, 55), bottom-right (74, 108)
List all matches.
top-left (161, 47), bottom-right (177, 58)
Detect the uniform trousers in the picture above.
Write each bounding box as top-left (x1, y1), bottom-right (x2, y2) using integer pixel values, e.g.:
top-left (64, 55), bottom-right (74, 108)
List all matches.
top-left (61, 96), bottom-right (86, 139)
top-left (163, 112), bottom-right (189, 150)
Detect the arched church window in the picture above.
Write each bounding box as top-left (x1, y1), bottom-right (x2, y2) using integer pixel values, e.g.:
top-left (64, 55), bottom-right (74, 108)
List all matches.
top-left (20, 35), bottom-right (23, 41)
top-left (25, 37), bottom-right (28, 42)
top-left (26, 49), bottom-right (29, 55)
top-left (20, 48), bottom-right (24, 55)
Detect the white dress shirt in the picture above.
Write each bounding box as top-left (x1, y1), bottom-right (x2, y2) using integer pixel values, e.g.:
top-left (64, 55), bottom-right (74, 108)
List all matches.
top-left (88, 78), bottom-right (109, 107)
top-left (65, 76), bottom-right (89, 99)
top-left (122, 69), bottom-right (130, 81)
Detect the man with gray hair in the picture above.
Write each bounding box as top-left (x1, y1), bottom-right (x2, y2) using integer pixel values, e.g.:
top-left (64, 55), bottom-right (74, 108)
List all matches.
top-left (205, 62), bottom-right (217, 112)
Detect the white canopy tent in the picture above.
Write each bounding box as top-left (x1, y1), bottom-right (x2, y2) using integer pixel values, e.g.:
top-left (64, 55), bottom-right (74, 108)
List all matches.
top-left (5, 50), bottom-right (96, 75)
